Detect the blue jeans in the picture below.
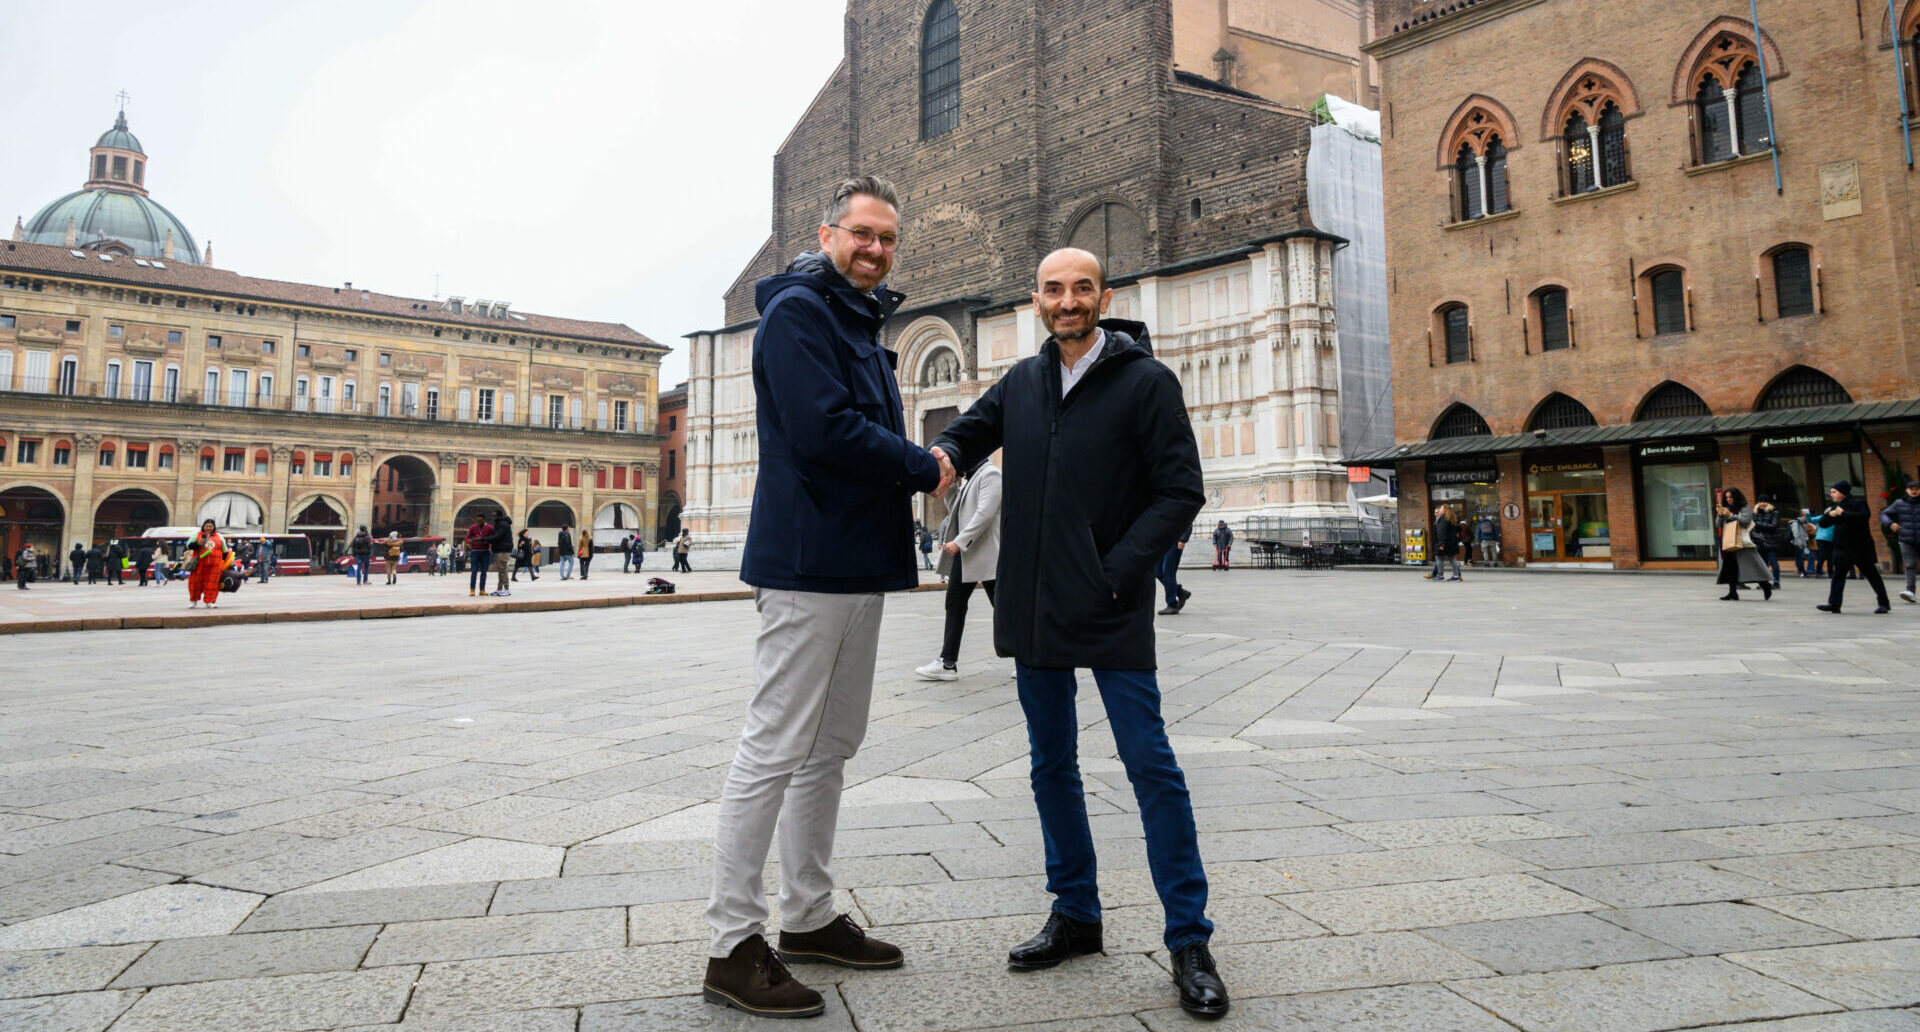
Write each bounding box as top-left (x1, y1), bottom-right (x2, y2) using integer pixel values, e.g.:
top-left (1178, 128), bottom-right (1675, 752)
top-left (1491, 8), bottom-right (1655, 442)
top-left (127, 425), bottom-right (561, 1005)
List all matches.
top-left (468, 551), bottom-right (492, 592)
top-left (1156, 546), bottom-right (1184, 607)
top-left (1014, 663), bottom-right (1212, 953)
top-left (558, 554), bottom-right (575, 579)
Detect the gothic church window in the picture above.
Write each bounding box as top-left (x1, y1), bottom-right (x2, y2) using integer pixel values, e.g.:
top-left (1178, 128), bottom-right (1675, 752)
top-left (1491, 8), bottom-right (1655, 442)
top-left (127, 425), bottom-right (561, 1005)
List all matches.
top-left (921, 0), bottom-right (961, 139)
top-left (1065, 201), bottom-right (1148, 277)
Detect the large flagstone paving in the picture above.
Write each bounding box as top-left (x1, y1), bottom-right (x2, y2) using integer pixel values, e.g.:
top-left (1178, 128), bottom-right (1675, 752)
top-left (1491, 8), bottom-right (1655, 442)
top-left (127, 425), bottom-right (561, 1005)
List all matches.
top-left (1, 569), bottom-right (1918, 1029)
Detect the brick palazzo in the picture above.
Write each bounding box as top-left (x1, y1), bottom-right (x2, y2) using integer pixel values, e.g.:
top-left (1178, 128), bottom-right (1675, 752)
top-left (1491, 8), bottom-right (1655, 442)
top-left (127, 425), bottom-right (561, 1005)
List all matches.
top-left (1354, 0), bottom-right (1920, 569)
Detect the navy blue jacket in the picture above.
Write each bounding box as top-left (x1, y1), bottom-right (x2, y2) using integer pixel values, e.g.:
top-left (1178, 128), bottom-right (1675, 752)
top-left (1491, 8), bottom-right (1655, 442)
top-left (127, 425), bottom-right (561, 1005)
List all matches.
top-left (932, 322), bottom-right (1204, 669)
top-left (741, 252), bottom-right (941, 593)
top-left (1882, 494), bottom-right (1920, 547)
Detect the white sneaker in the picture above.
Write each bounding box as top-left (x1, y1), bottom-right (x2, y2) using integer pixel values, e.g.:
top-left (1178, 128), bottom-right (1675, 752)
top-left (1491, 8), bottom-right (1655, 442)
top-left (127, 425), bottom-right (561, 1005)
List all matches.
top-left (915, 658), bottom-right (958, 681)
top-left (1902, 590), bottom-right (1916, 604)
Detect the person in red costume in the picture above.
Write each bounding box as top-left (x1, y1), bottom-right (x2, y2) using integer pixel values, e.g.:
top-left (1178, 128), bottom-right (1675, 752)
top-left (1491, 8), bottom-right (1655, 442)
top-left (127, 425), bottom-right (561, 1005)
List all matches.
top-left (186, 519), bottom-right (229, 609)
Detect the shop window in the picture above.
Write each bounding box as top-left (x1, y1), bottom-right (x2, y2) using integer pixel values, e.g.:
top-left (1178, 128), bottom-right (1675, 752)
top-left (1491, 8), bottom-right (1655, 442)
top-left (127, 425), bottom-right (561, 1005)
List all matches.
top-left (1637, 441), bottom-right (1719, 560)
top-left (920, 0), bottom-right (960, 139)
top-left (1756, 365), bottom-right (1851, 411)
top-left (1772, 247), bottom-right (1815, 317)
top-left (1431, 403), bottom-right (1492, 440)
top-left (1527, 393), bottom-right (1598, 431)
top-left (1647, 268), bottom-right (1688, 335)
top-left (1534, 288), bottom-right (1572, 351)
top-left (1634, 381), bottom-right (1712, 421)
top-left (1438, 304), bottom-right (1471, 364)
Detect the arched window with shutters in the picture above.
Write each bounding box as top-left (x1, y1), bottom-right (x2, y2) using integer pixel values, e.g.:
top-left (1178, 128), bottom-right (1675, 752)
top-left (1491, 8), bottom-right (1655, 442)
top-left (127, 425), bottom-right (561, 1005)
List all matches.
top-left (1436, 303), bottom-right (1472, 364)
top-left (1527, 393), bottom-right (1598, 431)
top-left (1756, 366), bottom-right (1851, 411)
top-left (1643, 267), bottom-right (1689, 336)
top-left (920, 0), bottom-right (960, 139)
top-left (1533, 287), bottom-right (1572, 352)
top-left (1635, 382), bottom-right (1713, 422)
top-left (1768, 245), bottom-right (1816, 318)
top-left (1431, 403), bottom-right (1492, 440)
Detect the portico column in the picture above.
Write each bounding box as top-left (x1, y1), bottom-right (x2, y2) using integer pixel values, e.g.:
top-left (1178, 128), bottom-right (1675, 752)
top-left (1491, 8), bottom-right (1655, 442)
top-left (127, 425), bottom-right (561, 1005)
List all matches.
top-left (267, 445), bottom-right (292, 533)
top-left (578, 460), bottom-right (598, 546)
top-left (67, 433), bottom-right (101, 545)
top-left (172, 437), bottom-right (199, 535)
top-left (434, 453), bottom-right (458, 539)
top-left (511, 457), bottom-right (531, 520)
top-left (351, 450), bottom-right (375, 534)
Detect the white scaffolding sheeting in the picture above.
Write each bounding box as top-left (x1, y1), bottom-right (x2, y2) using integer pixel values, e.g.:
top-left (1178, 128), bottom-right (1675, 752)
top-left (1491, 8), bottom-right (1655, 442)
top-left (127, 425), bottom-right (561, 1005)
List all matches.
top-left (1307, 97), bottom-right (1393, 503)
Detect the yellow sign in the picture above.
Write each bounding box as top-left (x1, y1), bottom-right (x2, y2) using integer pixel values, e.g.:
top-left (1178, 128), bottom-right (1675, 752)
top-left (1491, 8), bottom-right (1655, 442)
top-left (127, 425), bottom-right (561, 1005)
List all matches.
top-left (1403, 527), bottom-right (1427, 563)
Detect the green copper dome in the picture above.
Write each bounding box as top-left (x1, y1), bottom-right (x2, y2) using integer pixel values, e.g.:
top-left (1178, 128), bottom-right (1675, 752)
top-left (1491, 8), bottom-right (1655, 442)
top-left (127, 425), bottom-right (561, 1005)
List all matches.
top-left (24, 189), bottom-right (201, 264)
top-left (95, 111), bottom-right (144, 155)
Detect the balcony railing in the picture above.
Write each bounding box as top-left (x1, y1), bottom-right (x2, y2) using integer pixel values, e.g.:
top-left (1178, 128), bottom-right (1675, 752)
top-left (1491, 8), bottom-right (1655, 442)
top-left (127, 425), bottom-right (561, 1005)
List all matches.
top-left (2, 381), bottom-right (658, 435)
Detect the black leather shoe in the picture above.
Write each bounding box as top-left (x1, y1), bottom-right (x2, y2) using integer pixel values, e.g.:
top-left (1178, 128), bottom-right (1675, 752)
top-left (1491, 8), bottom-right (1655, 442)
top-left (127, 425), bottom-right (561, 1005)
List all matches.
top-left (1817, 604), bottom-right (1841, 613)
top-left (1158, 605), bottom-right (1181, 615)
top-left (1171, 942), bottom-right (1229, 1017)
top-left (1178, 587), bottom-right (1192, 607)
top-left (1008, 913), bottom-right (1102, 970)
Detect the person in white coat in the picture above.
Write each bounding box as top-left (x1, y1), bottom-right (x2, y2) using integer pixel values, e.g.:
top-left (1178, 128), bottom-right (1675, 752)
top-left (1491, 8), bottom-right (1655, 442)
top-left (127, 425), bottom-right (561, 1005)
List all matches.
top-left (917, 455), bottom-right (1002, 681)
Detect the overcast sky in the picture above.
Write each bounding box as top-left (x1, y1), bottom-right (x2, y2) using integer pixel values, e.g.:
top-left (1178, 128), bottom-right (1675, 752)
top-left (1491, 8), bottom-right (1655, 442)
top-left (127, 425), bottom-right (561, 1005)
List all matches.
top-left (0, 0), bottom-right (851, 387)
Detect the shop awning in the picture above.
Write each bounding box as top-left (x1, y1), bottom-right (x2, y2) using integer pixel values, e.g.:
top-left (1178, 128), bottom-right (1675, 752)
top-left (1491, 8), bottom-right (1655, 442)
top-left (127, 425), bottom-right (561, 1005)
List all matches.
top-left (1347, 398), bottom-right (1920, 466)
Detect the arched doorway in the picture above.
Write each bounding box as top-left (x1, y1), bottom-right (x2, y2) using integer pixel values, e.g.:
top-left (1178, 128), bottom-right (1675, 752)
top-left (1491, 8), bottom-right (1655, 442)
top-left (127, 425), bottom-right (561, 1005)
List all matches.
top-left (920, 406), bottom-right (960, 532)
top-left (527, 500), bottom-right (575, 528)
top-left (0, 486), bottom-right (66, 569)
top-left (455, 498), bottom-right (508, 535)
top-left (197, 491), bottom-right (264, 532)
top-left (372, 455), bottom-right (436, 539)
top-left (593, 502), bottom-right (642, 546)
top-left (94, 489), bottom-right (170, 543)
top-left (290, 495), bottom-right (348, 564)
top-left (657, 491), bottom-right (683, 542)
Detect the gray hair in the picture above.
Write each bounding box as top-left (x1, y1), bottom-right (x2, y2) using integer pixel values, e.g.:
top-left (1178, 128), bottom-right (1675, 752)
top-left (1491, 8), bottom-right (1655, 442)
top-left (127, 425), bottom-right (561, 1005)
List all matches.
top-left (823, 175), bottom-right (901, 226)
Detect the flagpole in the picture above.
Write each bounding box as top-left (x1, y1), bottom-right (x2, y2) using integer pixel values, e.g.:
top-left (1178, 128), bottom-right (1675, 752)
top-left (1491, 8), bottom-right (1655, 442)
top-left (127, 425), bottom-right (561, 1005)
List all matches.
top-left (1750, 0), bottom-right (1783, 193)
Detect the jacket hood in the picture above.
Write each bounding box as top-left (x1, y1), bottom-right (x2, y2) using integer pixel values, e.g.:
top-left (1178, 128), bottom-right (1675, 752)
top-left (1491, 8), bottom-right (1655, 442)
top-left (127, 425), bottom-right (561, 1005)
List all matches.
top-left (755, 250), bottom-right (904, 321)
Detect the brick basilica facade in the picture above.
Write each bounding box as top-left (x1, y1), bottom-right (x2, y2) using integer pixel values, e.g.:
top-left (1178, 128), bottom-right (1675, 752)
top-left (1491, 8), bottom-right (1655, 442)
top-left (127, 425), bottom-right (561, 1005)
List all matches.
top-left (1359, 0), bottom-right (1920, 569)
top-left (682, 0), bottom-right (1388, 547)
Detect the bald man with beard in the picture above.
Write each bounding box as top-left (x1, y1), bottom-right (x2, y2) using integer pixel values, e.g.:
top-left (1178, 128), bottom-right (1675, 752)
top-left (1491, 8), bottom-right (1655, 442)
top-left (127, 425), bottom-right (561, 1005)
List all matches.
top-left (929, 248), bottom-right (1227, 1017)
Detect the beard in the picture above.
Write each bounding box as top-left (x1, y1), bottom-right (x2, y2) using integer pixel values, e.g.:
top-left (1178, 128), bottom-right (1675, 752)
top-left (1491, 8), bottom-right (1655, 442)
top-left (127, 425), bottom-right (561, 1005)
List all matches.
top-left (1042, 305), bottom-right (1098, 342)
top-left (834, 249), bottom-right (889, 291)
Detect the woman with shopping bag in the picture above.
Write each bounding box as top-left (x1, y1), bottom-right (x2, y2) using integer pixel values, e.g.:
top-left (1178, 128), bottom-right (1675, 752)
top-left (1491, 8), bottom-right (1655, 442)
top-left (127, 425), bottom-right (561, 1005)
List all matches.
top-left (185, 519), bottom-right (230, 609)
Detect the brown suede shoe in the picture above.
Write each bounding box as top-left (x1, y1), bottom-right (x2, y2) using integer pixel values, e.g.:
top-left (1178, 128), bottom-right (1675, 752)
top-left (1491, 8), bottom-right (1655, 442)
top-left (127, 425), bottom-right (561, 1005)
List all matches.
top-left (778, 913), bottom-right (905, 969)
top-left (703, 934), bottom-right (825, 1019)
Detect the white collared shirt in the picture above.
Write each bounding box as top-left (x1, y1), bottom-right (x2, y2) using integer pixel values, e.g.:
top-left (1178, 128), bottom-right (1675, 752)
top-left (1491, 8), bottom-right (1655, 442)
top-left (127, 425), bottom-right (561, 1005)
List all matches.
top-left (1060, 329), bottom-right (1106, 398)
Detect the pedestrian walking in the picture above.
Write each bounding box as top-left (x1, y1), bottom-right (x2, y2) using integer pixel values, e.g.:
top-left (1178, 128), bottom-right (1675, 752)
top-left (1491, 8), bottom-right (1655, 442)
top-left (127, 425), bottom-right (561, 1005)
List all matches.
top-left (152, 549), bottom-right (170, 585)
top-left (1157, 524), bottom-right (1193, 615)
top-left (15, 543), bottom-right (35, 590)
top-left (577, 534), bottom-right (593, 580)
top-left (916, 455), bottom-right (1003, 680)
top-left (1475, 512), bottom-right (1502, 566)
top-left (930, 246), bottom-right (1227, 1017)
top-left (621, 534), bottom-right (634, 574)
top-left (1752, 495), bottom-right (1784, 589)
top-left (105, 539), bottom-right (126, 585)
top-left (464, 514), bottom-right (494, 598)
top-left (630, 535), bottom-right (646, 572)
top-left (1789, 512), bottom-right (1812, 577)
top-left (1427, 504), bottom-right (1463, 581)
top-left (68, 543), bottom-right (85, 585)
top-left (674, 529), bottom-right (693, 573)
top-left (513, 529), bottom-right (539, 582)
top-left (1817, 481), bottom-right (1892, 614)
top-left (257, 542), bottom-right (275, 583)
top-left (1715, 488), bottom-right (1773, 601)
top-left (557, 526), bottom-right (576, 580)
top-left (704, 176), bottom-right (944, 1019)
top-left (490, 512), bottom-right (514, 596)
top-left (1813, 510), bottom-right (1837, 577)
top-left (85, 544), bottom-right (104, 585)
top-left (916, 522), bottom-right (935, 571)
top-left (1881, 476), bottom-right (1920, 604)
top-left (350, 526), bottom-right (373, 585)
top-left (1210, 520), bottom-right (1232, 570)
top-left (184, 520), bottom-right (228, 608)
top-left (383, 532), bottom-right (403, 585)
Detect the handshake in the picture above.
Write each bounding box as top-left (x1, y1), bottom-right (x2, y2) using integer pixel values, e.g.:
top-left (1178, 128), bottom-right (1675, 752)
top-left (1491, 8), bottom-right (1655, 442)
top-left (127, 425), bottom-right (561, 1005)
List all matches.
top-left (929, 446), bottom-right (957, 498)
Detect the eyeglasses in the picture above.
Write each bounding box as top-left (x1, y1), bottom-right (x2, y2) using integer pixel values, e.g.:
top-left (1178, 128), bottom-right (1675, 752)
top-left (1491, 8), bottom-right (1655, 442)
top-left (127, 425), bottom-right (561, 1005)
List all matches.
top-left (828, 224), bottom-right (900, 251)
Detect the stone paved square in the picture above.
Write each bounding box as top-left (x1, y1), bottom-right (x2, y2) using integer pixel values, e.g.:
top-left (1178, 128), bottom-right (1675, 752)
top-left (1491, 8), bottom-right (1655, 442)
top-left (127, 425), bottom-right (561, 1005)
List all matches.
top-left (2, 570), bottom-right (1919, 1029)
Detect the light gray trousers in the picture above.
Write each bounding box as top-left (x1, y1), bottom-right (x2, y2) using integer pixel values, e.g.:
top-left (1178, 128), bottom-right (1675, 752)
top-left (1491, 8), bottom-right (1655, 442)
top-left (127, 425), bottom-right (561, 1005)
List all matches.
top-left (707, 588), bottom-right (884, 957)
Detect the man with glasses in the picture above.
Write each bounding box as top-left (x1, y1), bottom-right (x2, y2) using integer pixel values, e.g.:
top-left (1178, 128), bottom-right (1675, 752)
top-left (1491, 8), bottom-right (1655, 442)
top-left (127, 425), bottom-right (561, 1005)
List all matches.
top-left (703, 175), bottom-right (952, 1019)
